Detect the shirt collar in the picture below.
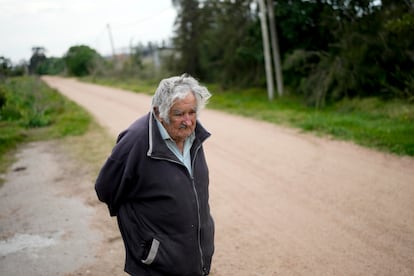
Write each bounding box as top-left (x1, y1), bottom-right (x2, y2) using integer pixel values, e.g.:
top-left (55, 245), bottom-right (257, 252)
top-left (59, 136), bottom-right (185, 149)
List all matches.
top-left (156, 119), bottom-right (171, 140)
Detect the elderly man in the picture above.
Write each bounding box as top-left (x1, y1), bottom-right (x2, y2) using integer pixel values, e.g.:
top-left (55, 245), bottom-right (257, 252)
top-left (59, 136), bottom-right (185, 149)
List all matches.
top-left (95, 74), bottom-right (214, 276)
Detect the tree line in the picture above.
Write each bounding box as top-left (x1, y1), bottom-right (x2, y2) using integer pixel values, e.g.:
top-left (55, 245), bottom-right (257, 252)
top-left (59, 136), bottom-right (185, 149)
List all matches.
top-left (170, 0), bottom-right (413, 105)
top-left (0, 41), bottom-right (165, 80)
top-left (0, 46), bottom-right (100, 78)
top-left (1, 0), bottom-right (413, 106)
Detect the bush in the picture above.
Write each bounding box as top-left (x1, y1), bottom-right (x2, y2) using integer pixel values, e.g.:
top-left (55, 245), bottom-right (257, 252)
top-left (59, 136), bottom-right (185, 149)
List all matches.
top-left (0, 78), bottom-right (51, 126)
top-left (64, 45), bottom-right (102, 77)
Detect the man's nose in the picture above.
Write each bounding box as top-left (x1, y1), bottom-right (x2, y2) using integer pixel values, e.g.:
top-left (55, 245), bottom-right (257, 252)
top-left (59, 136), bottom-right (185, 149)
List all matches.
top-left (182, 114), bottom-right (193, 125)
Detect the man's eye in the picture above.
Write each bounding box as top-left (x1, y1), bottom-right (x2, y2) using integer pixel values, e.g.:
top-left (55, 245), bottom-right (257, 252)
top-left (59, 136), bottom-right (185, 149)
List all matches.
top-left (172, 110), bottom-right (196, 117)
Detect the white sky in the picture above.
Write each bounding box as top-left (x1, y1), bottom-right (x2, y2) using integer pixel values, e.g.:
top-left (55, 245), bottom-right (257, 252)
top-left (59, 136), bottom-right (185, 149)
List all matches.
top-left (0, 0), bottom-right (177, 64)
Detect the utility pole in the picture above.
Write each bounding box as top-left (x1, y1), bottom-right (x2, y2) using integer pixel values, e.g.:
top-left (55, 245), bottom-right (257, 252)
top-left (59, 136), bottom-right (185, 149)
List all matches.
top-left (257, 0), bottom-right (274, 101)
top-left (106, 23), bottom-right (116, 59)
top-left (266, 0), bottom-right (284, 96)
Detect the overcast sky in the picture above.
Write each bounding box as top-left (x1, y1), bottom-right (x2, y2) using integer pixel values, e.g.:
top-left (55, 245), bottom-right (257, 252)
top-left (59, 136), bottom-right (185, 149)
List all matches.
top-left (0, 0), bottom-right (177, 64)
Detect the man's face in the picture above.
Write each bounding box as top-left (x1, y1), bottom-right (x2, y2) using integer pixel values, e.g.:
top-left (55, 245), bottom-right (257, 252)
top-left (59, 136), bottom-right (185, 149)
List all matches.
top-left (163, 92), bottom-right (197, 143)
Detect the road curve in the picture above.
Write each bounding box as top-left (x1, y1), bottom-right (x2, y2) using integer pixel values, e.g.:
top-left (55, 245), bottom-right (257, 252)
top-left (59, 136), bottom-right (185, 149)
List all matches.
top-left (43, 76), bottom-right (414, 276)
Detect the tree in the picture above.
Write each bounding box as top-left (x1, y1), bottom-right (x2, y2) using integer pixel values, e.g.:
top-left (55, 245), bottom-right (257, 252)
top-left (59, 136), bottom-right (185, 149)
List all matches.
top-left (168, 0), bottom-right (412, 103)
top-left (64, 45), bottom-right (101, 77)
top-left (37, 57), bottom-right (66, 75)
top-left (29, 47), bottom-right (47, 74)
top-left (0, 56), bottom-right (12, 77)
top-left (377, 1), bottom-right (414, 100)
top-left (203, 0), bottom-right (262, 86)
top-left (171, 0), bottom-right (264, 86)
top-left (279, 0), bottom-right (414, 105)
top-left (171, 0), bottom-right (203, 77)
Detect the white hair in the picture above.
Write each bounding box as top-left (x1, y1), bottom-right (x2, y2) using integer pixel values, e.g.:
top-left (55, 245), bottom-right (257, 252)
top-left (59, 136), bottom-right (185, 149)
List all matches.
top-left (151, 73), bottom-right (212, 124)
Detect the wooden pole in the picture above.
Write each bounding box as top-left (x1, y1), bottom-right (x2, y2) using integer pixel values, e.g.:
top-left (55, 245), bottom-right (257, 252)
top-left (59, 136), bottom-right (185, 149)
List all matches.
top-left (266, 0), bottom-right (284, 96)
top-left (257, 0), bottom-right (274, 101)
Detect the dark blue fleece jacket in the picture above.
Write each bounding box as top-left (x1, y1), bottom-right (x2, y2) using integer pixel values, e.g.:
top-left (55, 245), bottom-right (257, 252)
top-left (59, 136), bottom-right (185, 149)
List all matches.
top-left (95, 112), bottom-right (214, 276)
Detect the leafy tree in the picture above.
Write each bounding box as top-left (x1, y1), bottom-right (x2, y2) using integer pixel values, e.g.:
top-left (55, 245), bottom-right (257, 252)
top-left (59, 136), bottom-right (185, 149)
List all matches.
top-left (171, 0), bottom-right (203, 77)
top-left (377, 1), bottom-right (414, 100)
top-left (274, 0), bottom-right (335, 54)
top-left (64, 45), bottom-right (101, 77)
top-left (168, 0), bottom-right (413, 103)
top-left (29, 46), bottom-right (47, 74)
top-left (280, 0), bottom-right (414, 105)
top-left (0, 56), bottom-right (12, 77)
top-left (171, 0), bottom-right (263, 86)
top-left (201, 0), bottom-right (263, 86)
top-left (37, 57), bottom-right (66, 75)
top-left (0, 57), bottom-right (27, 77)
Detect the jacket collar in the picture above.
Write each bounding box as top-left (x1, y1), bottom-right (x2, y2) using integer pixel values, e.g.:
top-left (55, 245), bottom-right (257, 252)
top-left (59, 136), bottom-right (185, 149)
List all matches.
top-left (147, 111), bottom-right (211, 160)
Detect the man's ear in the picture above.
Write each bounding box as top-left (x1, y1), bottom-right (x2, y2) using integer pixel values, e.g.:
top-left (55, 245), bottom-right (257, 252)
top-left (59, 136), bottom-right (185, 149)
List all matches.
top-left (153, 107), bottom-right (162, 121)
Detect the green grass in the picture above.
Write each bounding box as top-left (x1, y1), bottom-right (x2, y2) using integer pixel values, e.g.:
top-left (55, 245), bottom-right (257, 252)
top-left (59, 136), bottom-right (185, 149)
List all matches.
top-left (85, 77), bottom-right (414, 156)
top-left (0, 76), bottom-right (92, 182)
top-left (210, 89), bottom-right (414, 156)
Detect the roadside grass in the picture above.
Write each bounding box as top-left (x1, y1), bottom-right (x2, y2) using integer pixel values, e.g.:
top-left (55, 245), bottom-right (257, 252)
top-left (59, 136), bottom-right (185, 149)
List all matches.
top-left (84, 77), bottom-right (414, 157)
top-left (211, 88), bottom-right (414, 156)
top-left (0, 76), bottom-right (92, 184)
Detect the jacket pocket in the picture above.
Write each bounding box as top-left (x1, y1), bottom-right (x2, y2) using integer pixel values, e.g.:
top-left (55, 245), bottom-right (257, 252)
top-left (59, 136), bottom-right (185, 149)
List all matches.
top-left (141, 238), bottom-right (160, 265)
top-left (142, 232), bottom-right (200, 275)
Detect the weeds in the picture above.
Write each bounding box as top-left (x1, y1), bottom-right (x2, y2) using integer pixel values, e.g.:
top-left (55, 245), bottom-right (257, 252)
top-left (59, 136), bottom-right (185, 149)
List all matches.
top-left (0, 76), bottom-right (91, 182)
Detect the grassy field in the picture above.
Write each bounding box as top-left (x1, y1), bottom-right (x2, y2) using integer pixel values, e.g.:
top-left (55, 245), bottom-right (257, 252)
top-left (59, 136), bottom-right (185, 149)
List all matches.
top-left (84, 77), bottom-right (414, 157)
top-left (0, 76), bottom-right (92, 182)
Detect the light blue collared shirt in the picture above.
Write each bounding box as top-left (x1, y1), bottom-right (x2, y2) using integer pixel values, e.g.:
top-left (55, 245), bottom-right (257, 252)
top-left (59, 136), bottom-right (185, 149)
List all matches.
top-left (156, 119), bottom-right (195, 176)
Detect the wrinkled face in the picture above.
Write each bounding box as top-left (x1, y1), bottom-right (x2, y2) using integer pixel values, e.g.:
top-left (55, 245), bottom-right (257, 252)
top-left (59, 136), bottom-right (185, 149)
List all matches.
top-left (162, 92), bottom-right (197, 143)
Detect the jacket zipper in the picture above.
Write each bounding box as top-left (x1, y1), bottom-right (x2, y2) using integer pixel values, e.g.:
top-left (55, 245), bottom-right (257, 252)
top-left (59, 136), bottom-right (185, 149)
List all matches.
top-left (151, 143), bottom-right (205, 274)
top-left (191, 176), bottom-right (205, 274)
top-left (191, 144), bottom-right (205, 274)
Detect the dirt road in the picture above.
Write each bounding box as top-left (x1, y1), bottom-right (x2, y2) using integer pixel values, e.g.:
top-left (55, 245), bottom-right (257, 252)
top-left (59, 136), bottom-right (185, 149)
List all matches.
top-left (3, 76), bottom-right (414, 275)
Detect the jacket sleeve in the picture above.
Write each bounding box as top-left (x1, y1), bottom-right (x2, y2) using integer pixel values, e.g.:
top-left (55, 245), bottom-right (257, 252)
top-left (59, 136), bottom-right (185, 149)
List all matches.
top-left (95, 131), bottom-right (135, 216)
